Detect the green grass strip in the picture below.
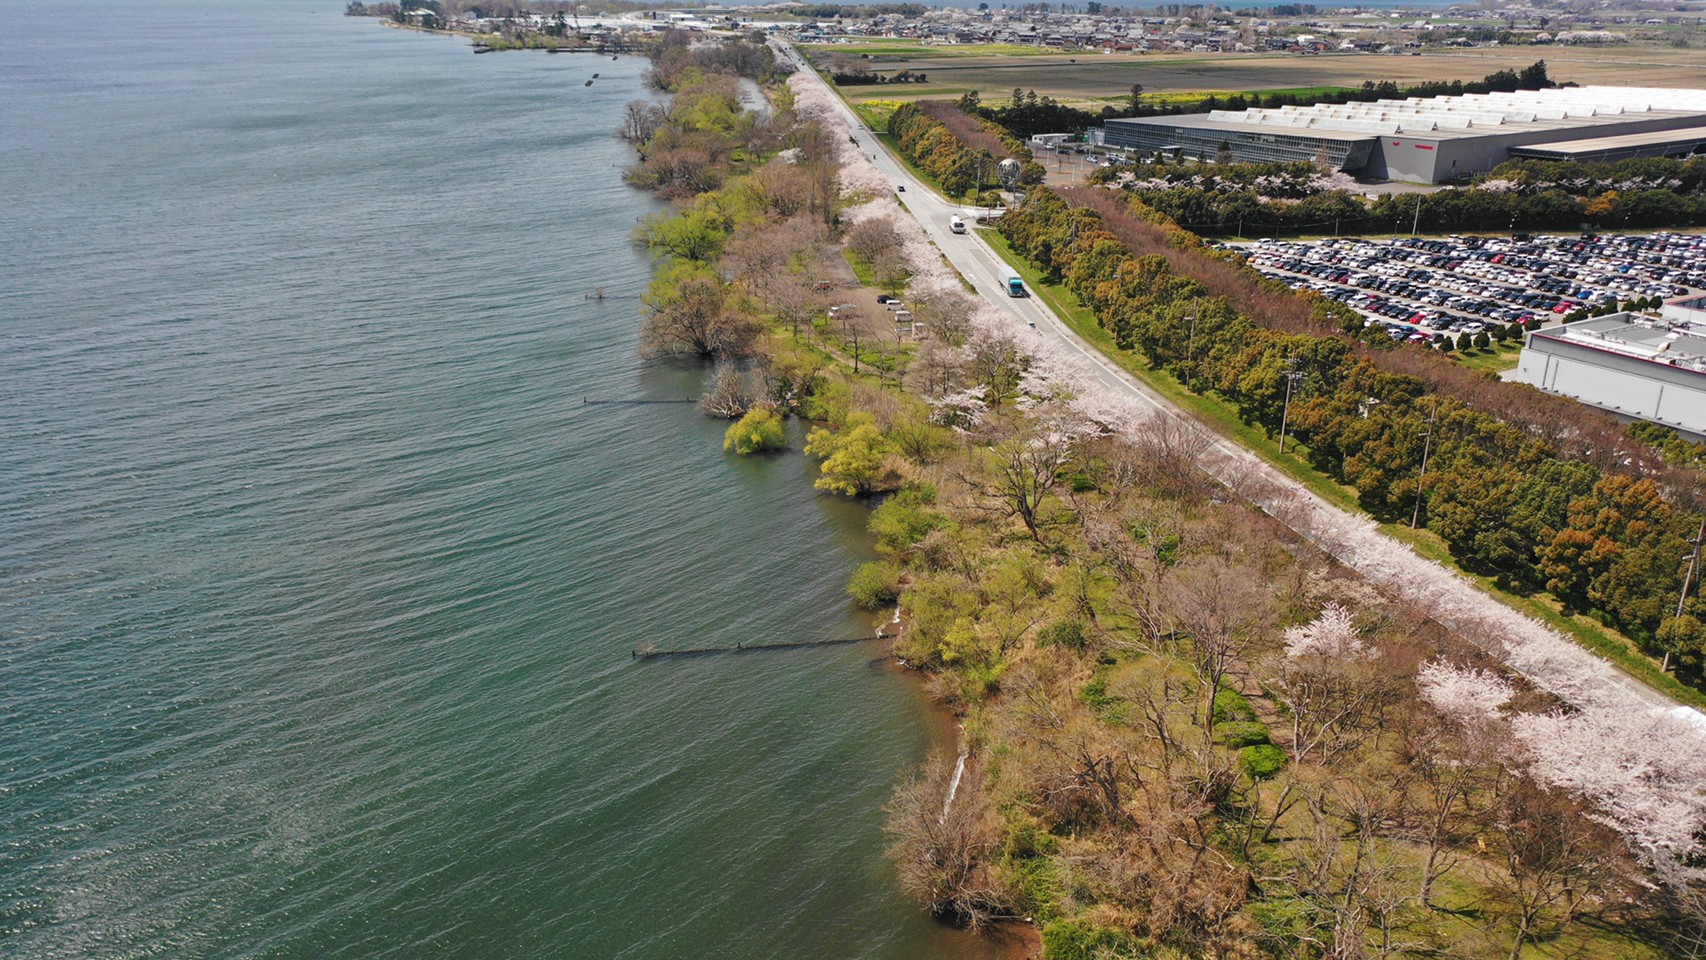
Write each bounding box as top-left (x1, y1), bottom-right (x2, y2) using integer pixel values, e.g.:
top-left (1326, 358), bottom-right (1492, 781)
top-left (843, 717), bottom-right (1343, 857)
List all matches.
top-left (842, 249), bottom-right (878, 287)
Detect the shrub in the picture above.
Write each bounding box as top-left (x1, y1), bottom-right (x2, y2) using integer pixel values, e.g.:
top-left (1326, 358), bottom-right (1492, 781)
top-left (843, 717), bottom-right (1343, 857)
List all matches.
top-left (1041, 919), bottom-right (1145, 960)
top-left (1078, 667), bottom-right (1128, 722)
top-left (1004, 856), bottom-right (1066, 924)
top-left (868, 483), bottom-right (948, 558)
top-left (1215, 720), bottom-right (1273, 748)
top-left (1239, 744), bottom-right (1287, 780)
top-left (847, 560), bottom-right (902, 609)
top-left (723, 406), bottom-right (786, 454)
top-left (1213, 687), bottom-right (1257, 724)
top-left (1040, 619), bottom-right (1089, 651)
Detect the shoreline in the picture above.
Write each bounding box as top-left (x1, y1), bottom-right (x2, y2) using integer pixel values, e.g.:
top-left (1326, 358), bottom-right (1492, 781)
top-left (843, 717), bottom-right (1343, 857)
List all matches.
top-left (615, 44), bottom-right (1034, 959)
top-left (882, 648), bottom-right (1043, 960)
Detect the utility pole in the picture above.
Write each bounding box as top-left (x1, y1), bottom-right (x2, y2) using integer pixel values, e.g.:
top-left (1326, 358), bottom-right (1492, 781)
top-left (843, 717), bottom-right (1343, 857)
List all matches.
top-left (1185, 314), bottom-right (1198, 390)
top-left (1668, 517), bottom-right (1706, 672)
top-left (1411, 191), bottom-right (1422, 237)
top-left (1278, 357), bottom-right (1304, 454)
top-left (1410, 402), bottom-right (1438, 529)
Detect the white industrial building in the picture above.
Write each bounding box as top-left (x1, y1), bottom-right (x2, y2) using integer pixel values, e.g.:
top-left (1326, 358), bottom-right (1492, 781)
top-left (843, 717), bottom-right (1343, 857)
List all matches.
top-left (1103, 86), bottom-right (1706, 183)
top-left (1515, 297), bottom-right (1706, 439)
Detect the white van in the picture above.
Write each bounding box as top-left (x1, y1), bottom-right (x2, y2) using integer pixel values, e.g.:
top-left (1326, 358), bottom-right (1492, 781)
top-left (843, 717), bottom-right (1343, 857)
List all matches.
top-left (950, 216), bottom-right (966, 235)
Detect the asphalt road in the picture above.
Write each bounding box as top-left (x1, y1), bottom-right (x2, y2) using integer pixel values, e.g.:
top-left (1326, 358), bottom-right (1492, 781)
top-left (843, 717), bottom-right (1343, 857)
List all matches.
top-left (781, 42), bottom-right (1698, 721)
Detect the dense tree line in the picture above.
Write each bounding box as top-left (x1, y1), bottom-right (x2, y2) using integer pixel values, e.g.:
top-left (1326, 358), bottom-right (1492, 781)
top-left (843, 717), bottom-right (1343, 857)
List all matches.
top-left (1369, 160), bottom-right (1706, 231)
top-left (1114, 155), bottom-right (1706, 235)
top-left (644, 31), bottom-right (781, 91)
top-left (961, 88), bottom-right (1101, 139)
top-left (887, 101), bottom-right (1045, 197)
top-left (792, 3), bottom-right (927, 16)
top-left (1481, 155), bottom-right (1706, 195)
top-left (1113, 161), bottom-right (1375, 234)
top-left (999, 186), bottom-right (1706, 677)
top-left (828, 69), bottom-right (929, 85)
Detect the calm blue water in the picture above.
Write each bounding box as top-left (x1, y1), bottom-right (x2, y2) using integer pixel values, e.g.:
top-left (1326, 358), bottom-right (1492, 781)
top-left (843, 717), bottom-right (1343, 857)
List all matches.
top-left (0, 4), bottom-right (996, 958)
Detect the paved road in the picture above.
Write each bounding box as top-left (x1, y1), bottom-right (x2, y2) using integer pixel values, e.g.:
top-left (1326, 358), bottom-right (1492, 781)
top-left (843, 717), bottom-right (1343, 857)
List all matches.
top-left (780, 42), bottom-right (1697, 721)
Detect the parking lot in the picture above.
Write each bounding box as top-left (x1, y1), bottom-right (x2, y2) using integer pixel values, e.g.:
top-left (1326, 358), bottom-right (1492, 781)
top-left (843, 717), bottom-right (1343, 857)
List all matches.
top-left (1234, 232), bottom-right (1706, 348)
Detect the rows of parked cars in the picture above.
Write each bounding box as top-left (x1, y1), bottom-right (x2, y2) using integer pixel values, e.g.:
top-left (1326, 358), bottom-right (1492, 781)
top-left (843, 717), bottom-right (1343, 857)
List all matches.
top-left (1236, 232), bottom-right (1706, 348)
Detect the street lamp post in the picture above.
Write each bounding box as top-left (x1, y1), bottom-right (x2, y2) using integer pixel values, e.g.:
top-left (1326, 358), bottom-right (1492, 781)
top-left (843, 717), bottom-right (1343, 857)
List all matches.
top-left (1184, 315), bottom-right (1198, 390)
top-left (1278, 357), bottom-right (1304, 454)
top-left (1410, 402), bottom-right (1438, 529)
top-left (1668, 517), bottom-right (1706, 672)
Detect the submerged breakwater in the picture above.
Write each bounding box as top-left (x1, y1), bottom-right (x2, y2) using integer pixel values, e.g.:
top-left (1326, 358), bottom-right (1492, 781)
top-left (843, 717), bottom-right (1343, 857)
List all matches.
top-left (0, 3), bottom-right (1004, 958)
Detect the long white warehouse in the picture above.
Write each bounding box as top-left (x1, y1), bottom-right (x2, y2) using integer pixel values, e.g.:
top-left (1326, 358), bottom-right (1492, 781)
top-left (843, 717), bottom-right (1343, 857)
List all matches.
top-left (1103, 86), bottom-right (1706, 183)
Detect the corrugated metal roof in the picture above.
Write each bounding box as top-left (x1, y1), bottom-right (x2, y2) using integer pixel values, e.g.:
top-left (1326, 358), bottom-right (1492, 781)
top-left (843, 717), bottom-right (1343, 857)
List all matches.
top-left (1510, 124), bottom-right (1706, 157)
top-left (1112, 86), bottom-right (1706, 143)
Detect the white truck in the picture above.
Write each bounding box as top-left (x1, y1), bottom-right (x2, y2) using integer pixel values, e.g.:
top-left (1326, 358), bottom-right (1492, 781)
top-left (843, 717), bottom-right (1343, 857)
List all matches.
top-left (949, 215), bottom-right (966, 234)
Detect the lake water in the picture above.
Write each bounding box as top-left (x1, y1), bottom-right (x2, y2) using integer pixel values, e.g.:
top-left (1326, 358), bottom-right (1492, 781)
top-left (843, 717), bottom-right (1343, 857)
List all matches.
top-left (0, 4), bottom-right (997, 957)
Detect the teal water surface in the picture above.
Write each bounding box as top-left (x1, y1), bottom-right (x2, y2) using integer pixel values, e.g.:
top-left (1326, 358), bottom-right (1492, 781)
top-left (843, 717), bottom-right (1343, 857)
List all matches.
top-left (0, 4), bottom-right (998, 957)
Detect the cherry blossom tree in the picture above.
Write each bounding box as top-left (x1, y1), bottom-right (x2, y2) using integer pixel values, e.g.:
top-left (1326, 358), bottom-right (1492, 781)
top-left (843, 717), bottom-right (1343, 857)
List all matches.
top-left (1282, 602), bottom-right (1368, 660)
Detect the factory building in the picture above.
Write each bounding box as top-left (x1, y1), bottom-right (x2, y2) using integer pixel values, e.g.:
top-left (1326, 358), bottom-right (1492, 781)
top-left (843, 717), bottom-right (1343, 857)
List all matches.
top-left (1102, 86), bottom-right (1706, 183)
top-left (1514, 299), bottom-right (1706, 439)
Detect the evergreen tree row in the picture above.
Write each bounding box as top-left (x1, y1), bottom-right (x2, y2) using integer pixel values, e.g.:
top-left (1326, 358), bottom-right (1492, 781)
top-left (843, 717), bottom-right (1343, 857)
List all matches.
top-left (998, 186), bottom-right (1706, 680)
top-left (887, 102), bottom-right (1044, 196)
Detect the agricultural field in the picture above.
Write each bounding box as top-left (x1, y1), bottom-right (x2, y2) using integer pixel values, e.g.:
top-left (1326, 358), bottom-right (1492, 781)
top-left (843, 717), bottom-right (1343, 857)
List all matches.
top-left (795, 38), bottom-right (1057, 57)
top-left (811, 45), bottom-right (1706, 109)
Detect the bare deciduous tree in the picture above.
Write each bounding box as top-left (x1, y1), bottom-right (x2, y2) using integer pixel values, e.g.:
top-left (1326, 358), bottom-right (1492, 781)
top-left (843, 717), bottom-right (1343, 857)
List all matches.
top-left (1397, 711), bottom-right (1497, 906)
top-left (1165, 556), bottom-right (1273, 734)
top-left (903, 340), bottom-right (963, 398)
top-left (1489, 780), bottom-right (1632, 960)
top-left (639, 274), bottom-right (761, 359)
top-left (1267, 603), bottom-right (1399, 765)
top-left (617, 99), bottom-right (666, 144)
top-left (699, 362), bottom-right (755, 418)
top-left (845, 216), bottom-right (904, 267)
top-left (1129, 412), bottom-right (1213, 499)
top-left (884, 751), bottom-right (1010, 931)
top-left (962, 333), bottom-right (1029, 408)
top-left (831, 303), bottom-right (887, 376)
top-left (908, 289), bottom-right (977, 346)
